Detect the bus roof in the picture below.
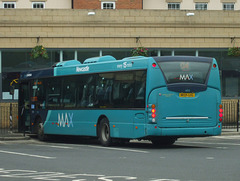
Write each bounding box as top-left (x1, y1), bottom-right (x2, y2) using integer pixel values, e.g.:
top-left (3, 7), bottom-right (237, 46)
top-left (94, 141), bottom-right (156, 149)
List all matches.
top-left (153, 56), bottom-right (213, 62)
top-left (20, 55), bottom-right (151, 80)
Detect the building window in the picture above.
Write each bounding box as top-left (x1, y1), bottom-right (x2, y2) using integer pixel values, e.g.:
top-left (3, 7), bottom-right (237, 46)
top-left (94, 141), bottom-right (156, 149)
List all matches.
top-left (32, 2), bottom-right (45, 9)
top-left (168, 3), bottom-right (180, 10)
top-left (223, 3), bottom-right (234, 10)
top-left (195, 3), bottom-right (207, 10)
top-left (3, 2), bottom-right (16, 9)
top-left (101, 2), bottom-right (115, 9)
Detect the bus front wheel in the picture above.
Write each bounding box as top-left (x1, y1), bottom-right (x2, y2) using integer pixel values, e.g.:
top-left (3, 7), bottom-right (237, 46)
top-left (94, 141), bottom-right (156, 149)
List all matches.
top-left (99, 118), bottom-right (112, 147)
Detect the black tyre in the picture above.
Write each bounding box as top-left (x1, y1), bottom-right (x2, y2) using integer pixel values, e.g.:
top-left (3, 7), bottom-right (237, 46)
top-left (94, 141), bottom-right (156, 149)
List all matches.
top-left (37, 120), bottom-right (47, 141)
top-left (99, 118), bottom-right (112, 146)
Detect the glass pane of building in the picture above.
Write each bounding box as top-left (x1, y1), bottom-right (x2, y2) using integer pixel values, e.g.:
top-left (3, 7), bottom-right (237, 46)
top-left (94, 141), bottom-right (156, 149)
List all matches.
top-left (221, 52), bottom-right (240, 97)
top-left (223, 3), bottom-right (234, 10)
top-left (1, 49), bottom-right (59, 99)
top-left (160, 50), bottom-right (172, 56)
top-left (102, 49), bottom-right (131, 60)
top-left (195, 3), bottom-right (207, 10)
top-left (168, 3), bottom-right (180, 10)
top-left (32, 3), bottom-right (45, 9)
top-left (77, 49), bottom-right (100, 63)
top-left (174, 50), bottom-right (196, 56)
top-left (102, 2), bottom-right (115, 9)
top-left (63, 50), bottom-right (75, 61)
top-left (149, 49), bottom-right (158, 56)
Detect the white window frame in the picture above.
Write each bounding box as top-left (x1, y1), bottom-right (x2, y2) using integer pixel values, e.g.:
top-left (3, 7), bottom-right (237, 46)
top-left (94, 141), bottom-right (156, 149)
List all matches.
top-left (195, 3), bottom-right (208, 10)
top-left (223, 3), bottom-right (234, 10)
top-left (3, 2), bottom-right (16, 9)
top-left (101, 2), bottom-right (115, 9)
top-left (32, 2), bottom-right (45, 9)
top-left (168, 3), bottom-right (180, 10)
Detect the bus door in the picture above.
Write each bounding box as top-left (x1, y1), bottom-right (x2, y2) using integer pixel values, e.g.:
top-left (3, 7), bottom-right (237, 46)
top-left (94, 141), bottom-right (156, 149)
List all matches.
top-left (18, 82), bottom-right (31, 132)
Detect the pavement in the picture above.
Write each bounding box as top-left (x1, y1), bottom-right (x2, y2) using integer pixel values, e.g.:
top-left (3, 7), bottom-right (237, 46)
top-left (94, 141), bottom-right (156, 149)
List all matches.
top-left (0, 131), bottom-right (30, 141)
top-left (0, 128), bottom-right (239, 141)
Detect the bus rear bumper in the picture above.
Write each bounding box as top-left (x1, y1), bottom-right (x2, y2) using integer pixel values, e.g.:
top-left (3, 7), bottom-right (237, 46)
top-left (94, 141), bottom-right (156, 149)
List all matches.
top-left (147, 123), bottom-right (222, 137)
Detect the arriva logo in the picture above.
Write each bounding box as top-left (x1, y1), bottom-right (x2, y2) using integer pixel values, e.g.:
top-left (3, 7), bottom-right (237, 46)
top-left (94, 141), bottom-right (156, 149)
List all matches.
top-left (179, 74), bottom-right (193, 81)
top-left (76, 66), bottom-right (89, 72)
top-left (57, 113), bottom-right (74, 128)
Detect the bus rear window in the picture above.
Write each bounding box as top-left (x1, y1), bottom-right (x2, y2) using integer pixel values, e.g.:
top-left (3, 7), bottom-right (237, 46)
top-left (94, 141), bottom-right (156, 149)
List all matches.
top-left (158, 61), bottom-right (211, 84)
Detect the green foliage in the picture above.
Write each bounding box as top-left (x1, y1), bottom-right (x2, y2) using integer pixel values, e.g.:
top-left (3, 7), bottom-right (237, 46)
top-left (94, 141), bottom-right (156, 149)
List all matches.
top-left (131, 47), bottom-right (148, 57)
top-left (30, 45), bottom-right (49, 59)
top-left (228, 47), bottom-right (240, 57)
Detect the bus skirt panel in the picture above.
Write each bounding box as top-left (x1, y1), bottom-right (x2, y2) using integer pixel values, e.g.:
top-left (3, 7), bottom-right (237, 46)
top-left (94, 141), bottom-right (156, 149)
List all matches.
top-left (146, 123), bottom-right (222, 137)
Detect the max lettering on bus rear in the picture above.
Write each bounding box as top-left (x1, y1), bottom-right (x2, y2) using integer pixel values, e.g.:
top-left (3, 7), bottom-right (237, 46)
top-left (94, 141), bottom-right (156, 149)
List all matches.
top-left (179, 74), bottom-right (193, 80)
top-left (57, 113), bottom-right (74, 127)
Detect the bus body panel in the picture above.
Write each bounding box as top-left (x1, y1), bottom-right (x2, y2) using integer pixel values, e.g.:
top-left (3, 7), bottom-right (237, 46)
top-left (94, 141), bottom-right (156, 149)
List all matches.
top-left (153, 87), bottom-right (221, 128)
top-left (54, 57), bottom-right (150, 77)
top-left (43, 109), bottom-right (147, 139)
top-left (18, 56), bottom-right (222, 144)
top-left (146, 124), bottom-right (222, 137)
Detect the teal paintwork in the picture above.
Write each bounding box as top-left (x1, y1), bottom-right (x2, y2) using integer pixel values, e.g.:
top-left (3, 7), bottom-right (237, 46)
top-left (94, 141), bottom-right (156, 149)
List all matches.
top-left (42, 56), bottom-right (222, 139)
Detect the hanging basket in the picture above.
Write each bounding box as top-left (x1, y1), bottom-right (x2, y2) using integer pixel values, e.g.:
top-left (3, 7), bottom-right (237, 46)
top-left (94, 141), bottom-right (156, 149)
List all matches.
top-left (30, 45), bottom-right (49, 59)
top-left (228, 47), bottom-right (240, 57)
top-left (131, 47), bottom-right (148, 57)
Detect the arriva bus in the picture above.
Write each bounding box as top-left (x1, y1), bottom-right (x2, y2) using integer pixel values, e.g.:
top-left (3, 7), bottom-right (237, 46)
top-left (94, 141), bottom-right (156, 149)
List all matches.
top-left (18, 56), bottom-right (222, 146)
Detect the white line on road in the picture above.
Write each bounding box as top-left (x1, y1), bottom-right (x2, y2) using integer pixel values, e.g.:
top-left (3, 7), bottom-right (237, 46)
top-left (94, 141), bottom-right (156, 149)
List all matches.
top-left (0, 150), bottom-right (56, 159)
top-left (34, 144), bottom-right (73, 149)
top-left (88, 145), bottom-right (149, 153)
top-left (206, 157), bottom-right (214, 160)
top-left (32, 143), bottom-right (149, 154)
top-left (214, 135), bottom-right (240, 139)
top-left (177, 141), bottom-right (240, 146)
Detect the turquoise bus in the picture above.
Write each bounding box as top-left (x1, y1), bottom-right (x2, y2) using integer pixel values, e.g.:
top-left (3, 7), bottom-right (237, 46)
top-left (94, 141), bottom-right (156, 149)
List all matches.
top-left (18, 56), bottom-right (223, 146)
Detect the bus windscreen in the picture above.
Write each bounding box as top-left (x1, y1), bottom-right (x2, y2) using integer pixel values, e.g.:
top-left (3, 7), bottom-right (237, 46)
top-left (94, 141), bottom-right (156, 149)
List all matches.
top-left (158, 61), bottom-right (211, 84)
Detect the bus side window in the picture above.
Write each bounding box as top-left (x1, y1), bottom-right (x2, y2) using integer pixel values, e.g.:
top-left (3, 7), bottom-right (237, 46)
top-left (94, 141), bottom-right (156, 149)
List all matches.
top-left (32, 79), bottom-right (45, 109)
top-left (79, 75), bottom-right (96, 108)
top-left (135, 70), bottom-right (146, 108)
top-left (62, 80), bottom-right (77, 108)
top-left (46, 78), bottom-right (61, 108)
top-left (113, 71), bottom-right (135, 108)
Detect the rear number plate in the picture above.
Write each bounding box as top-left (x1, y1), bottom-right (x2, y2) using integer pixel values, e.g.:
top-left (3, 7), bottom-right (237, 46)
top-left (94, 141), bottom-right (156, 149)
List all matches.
top-left (179, 93), bottom-right (195, 97)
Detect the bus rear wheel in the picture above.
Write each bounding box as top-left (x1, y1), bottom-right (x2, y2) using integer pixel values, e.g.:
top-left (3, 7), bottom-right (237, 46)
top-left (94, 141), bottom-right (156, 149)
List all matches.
top-left (99, 118), bottom-right (112, 147)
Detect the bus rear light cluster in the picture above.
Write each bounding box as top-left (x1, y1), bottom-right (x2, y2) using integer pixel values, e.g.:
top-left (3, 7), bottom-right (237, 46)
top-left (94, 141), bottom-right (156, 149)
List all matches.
top-left (149, 104), bottom-right (156, 123)
top-left (219, 104), bottom-right (223, 122)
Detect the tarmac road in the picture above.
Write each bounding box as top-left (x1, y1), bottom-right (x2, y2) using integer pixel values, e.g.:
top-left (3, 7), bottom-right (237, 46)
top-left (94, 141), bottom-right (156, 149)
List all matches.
top-left (0, 133), bottom-right (240, 181)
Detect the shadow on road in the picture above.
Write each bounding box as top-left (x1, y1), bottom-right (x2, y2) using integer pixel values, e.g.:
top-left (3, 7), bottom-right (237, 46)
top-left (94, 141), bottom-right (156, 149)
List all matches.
top-left (29, 134), bottom-right (207, 150)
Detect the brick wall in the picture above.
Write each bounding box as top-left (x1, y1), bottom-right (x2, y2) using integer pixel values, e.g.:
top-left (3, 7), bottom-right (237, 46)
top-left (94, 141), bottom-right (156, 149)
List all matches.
top-left (74, 0), bottom-right (100, 9)
top-left (74, 0), bottom-right (142, 9)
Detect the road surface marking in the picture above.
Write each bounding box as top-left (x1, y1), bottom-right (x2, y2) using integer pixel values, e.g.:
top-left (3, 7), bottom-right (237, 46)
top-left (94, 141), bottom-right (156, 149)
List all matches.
top-left (33, 143), bottom-right (148, 153)
top-left (177, 141), bottom-right (240, 146)
top-left (34, 144), bottom-right (73, 149)
top-left (206, 157), bottom-right (214, 160)
top-left (0, 150), bottom-right (56, 159)
top-left (214, 135), bottom-right (240, 139)
top-left (88, 145), bottom-right (149, 153)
